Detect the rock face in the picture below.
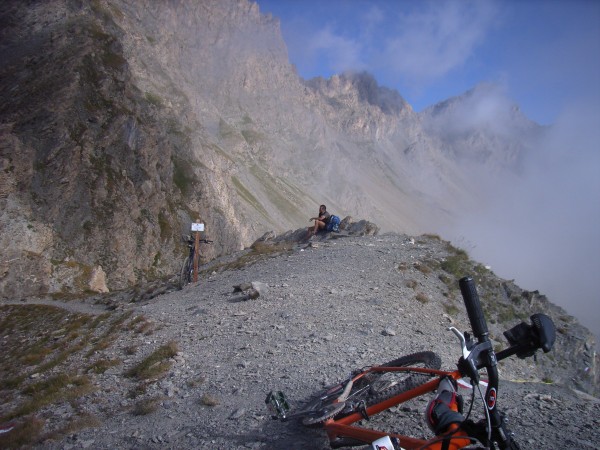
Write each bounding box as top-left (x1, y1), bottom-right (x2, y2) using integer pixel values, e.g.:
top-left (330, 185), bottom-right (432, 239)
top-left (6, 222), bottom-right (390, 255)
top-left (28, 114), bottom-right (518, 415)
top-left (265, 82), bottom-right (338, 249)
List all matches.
top-left (0, 0), bottom-right (543, 298)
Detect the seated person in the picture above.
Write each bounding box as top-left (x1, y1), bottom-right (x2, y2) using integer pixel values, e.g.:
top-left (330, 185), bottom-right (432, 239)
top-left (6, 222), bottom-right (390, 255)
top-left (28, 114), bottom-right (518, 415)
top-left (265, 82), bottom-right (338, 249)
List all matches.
top-left (307, 204), bottom-right (330, 238)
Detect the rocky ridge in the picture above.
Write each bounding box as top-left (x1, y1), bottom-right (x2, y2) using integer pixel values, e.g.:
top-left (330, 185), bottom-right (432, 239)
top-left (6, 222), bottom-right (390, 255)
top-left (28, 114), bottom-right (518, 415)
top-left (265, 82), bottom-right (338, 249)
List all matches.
top-left (0, 232), bottom-right (597, 449)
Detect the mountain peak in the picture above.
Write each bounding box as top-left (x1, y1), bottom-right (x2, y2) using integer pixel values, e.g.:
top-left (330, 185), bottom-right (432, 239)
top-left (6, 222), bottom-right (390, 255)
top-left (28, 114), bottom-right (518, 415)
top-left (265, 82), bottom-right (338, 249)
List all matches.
top-left (305, 71), bottom-right (410, 115)
top-left (423, 82), bottom-right (537, 128)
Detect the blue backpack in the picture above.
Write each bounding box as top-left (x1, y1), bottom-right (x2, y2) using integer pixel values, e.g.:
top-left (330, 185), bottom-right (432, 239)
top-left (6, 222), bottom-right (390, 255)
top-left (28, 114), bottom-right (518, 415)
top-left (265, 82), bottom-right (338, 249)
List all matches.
top-left (327, 215), bottom-right (340, 232)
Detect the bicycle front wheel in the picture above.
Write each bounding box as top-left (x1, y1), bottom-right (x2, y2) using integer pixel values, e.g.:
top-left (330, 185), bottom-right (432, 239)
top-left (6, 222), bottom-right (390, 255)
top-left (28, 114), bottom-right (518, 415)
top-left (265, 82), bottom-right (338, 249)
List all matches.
top-left (299, 352), bottom-right (441, 426)
top-left (179, 257), bottom-right (192, 288)
top-left (363, 351), bottom-right (441, 406)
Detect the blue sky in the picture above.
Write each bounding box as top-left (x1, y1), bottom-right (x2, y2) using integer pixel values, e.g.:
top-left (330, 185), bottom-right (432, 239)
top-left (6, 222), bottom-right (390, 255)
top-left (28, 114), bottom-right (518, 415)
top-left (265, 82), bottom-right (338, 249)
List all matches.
top-left (257, 0), bottom-right (600, 125)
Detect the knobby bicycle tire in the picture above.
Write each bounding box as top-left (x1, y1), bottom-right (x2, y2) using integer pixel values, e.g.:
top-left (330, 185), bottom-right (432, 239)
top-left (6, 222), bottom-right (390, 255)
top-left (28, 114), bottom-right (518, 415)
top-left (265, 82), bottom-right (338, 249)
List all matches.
top-left (297, 380), bottom-right (349, 427)
top-left (506, 440), bottom-right (521, 450)
top-left (179, 257), bottom-right (192, 288)
top-left (301, 401), bottom-right (346, 426)
top-left (299, 351), bottom-right (441, 426)
top-left (360, 351), bottom-right (441, 406)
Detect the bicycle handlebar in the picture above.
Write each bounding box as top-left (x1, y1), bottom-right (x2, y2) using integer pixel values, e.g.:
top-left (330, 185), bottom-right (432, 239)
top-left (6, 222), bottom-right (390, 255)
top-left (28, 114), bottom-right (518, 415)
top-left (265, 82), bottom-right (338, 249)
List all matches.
top-left (184, 237), bottom-right (213, 245)
top-left (459, 277), bottom-right (489, 342)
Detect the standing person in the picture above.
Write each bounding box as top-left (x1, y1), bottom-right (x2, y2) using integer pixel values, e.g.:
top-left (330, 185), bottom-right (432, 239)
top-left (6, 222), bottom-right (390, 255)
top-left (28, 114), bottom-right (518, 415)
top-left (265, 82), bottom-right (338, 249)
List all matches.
top-left (307, 204), bottom-right (330, 239)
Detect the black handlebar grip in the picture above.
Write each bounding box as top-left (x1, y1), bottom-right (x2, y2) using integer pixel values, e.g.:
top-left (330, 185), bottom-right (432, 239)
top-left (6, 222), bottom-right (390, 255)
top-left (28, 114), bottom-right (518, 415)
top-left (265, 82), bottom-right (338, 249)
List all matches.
top-left (459, 277), bottom-right (489, 341)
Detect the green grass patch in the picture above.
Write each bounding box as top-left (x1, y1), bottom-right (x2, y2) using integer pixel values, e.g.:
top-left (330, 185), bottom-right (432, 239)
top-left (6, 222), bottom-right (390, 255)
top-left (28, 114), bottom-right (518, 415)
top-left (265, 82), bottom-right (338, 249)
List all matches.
top-left (438, 273), bottom-right (454, 287)
top-left (231, 175), bottom-right (270, 220)
top-left (86, 311), bottom-right (133, 356)
top-left (132, 396), bottom-right (162, 415)
top-left (241, 129), bottom-right (263, 145)
top-left (87, 358), bottom-right (121, 374)
top-left (144, 91), bottom-right (163, 107)
top-left (440, 249), bottom-right (469, 278)
top-left (0, 375), bottom-right (26, 391)
top-left (44, 413), bottom-right (101, 441)
top-left (0, 417), bottom-right (45, 449)
top-left (397, 262), bottom-right (408, 271)
top-left (0, 303), bottom-right (154, 444)
top-left (405, 279), bottom-right (418, 290)
top-left (37, 341), bottom-right (87, 372)
top-left (415, 292), bottom-right (429, 304)
top-left (4, 374), bottom-right (93, 421)
top-left (249, 165), bottom-right (305, 223)
top-left (443, 302), bottom-right (460, 316)
top-left (212, 241), bottom-right (295, 272)
top-left (0, 303), bottom-right (140, 433)
top-left (127, 315), bottom-right (147, 329)
top-left (414, 262), bottom-right (432, 274)
top-left (200, 393), bottom-right (220, 406)
top-left (0, 305), bottom-right (93, 385)
top-left (125, 341), bottom-right (179, 380)
top-left (127, 382), bottom-right (149, 399)
top-left (186, 376), bottom-right (206, 388)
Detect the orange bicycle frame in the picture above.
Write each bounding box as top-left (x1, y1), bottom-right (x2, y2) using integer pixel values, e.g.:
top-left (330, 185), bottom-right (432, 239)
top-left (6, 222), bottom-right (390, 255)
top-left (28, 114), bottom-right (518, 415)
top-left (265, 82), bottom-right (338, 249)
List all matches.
top-left (322, 366), bottom-right (471, 449)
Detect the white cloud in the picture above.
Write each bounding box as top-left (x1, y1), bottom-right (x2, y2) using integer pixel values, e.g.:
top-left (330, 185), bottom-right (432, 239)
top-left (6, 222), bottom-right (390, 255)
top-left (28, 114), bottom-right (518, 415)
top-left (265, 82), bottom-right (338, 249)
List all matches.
top-left (424, 83), bottom-right (521, 136)
top-left (294, 0), bottom-right (499, 87)
top-left (376, 0), bottom-right (498, 82)
top-left (308, 26), bottom-right (365, 73)
top-left (363, 5), bottom-right (385, 37)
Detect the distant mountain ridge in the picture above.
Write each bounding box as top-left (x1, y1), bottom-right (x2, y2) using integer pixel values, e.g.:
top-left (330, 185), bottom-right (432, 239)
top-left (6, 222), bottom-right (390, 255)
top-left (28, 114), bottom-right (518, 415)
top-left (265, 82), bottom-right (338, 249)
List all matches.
top-left (0, 0), bottom-right (544, 298)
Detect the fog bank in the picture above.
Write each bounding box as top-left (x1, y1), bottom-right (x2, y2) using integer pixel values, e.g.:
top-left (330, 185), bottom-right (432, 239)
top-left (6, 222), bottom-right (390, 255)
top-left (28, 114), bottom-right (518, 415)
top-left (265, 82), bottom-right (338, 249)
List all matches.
top-left (440, 101), bottom-right (600, 341)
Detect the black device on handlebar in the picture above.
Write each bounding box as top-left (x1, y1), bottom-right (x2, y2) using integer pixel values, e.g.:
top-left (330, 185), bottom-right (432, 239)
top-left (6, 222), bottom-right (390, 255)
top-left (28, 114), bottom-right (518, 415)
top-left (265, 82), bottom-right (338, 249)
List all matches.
top-left (457, 276), bottom-right (557, 449)
top-left (458, 277), bottom-right (556, 364)
top-left (500, 313), bottom-right (556, 359)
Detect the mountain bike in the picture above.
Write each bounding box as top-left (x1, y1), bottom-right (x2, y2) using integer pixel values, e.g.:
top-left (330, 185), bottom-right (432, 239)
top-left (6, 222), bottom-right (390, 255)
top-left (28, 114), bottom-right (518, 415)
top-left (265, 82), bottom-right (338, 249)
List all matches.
top-left (267, 276), bottom-right (556, 449)
top-left (179, 235), bottom-right (212, 288)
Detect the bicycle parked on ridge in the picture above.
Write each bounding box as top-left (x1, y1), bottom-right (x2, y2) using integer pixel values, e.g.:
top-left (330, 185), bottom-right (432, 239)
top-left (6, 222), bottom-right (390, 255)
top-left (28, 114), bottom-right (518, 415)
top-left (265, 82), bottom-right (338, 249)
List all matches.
top-left (267, 276), bottom-right (556, 449)
top-left (179, 235), bottom-right (212, 288)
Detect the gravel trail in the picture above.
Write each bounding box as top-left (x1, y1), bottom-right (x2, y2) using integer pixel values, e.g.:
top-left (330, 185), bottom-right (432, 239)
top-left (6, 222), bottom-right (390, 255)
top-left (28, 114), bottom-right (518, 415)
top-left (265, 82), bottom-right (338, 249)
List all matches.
top-left (22, 233), bottom-right (599, 449)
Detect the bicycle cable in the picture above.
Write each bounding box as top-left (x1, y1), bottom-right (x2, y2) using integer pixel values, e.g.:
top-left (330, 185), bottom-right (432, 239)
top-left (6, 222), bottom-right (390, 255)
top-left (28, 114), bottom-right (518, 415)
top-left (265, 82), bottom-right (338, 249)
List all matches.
top-left (463, 381), bottom-right (477, 422)
top-left (416, 379), bottom-right (482, 450)
top-left (416, 434), bottom-right (483, 450)
top-left (426, 378), bottom-right (484, 450)
top-left (474, 382), bottom-right (491, 445)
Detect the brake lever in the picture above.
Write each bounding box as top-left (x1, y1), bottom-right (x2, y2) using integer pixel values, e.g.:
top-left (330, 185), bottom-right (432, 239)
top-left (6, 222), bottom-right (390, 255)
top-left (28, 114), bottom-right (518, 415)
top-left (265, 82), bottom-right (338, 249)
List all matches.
top-left (449, 327), bottom-right (483, 383)
top-left (449, 327), bottom-right (470, 360)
